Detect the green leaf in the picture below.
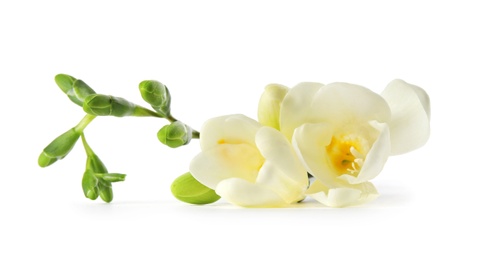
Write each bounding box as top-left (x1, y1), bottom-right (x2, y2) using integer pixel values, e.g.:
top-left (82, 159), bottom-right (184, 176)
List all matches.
top-left (171, 172), bottom-right (220, 205)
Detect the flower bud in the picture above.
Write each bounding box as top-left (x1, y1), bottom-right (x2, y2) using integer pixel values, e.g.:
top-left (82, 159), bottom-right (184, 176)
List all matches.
top-left (38, 128), bottom-right (81, 167)
top-left (86, 153), bottom-right (108, 173)
top-left (139, 80), bottom-right (171, 117)
top-left (82, 170), bottom-right (99, 200)
top-left (55, 74), bottom-right (96, 107)
top-left (258, 83), bottom-right (289, 130)
top-left (98, 179), bottom-right (113, 203)
top-left (157, 121), bottom-right (192, 148)
top-left (171, 172), bottom-right (220, 205)
top-left (83, 94), bottom-right (135, 117)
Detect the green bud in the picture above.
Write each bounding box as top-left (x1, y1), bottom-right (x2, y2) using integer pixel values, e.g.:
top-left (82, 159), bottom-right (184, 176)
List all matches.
top-left (83, 94), bottom-right (135, 117)
top-left (38, 128), bottom-right (81, 167)
top-left (82, 170), bottom-right (99, 200)
top-left (86, 153), bottom-right (108, 174)
top-left (157, 121), bottom-right (192, 148)
top-left (139, 80), bottom-right (171, 117)
top-left (55, 74), bottom-right (76, 93)
top-left (171, 172), bottom-right (220, 205)
top-left (55, 74), bottom-right (96, 106)
top-left (98, 179), bottom-right (113, 203)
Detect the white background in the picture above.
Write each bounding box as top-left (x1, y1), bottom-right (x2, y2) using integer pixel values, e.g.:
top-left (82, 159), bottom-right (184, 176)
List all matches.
top-left (1, 0), bottom-right (483, 259)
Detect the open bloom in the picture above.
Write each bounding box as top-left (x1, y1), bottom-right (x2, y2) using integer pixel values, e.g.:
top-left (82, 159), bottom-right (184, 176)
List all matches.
top-left (258, 80), bottom-right (430, 207)
top-left (189, 114), bottom-right (308, 207)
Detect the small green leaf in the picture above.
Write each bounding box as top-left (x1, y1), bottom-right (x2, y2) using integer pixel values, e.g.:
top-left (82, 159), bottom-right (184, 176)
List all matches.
top-left (171, 172), bottom-right (220, 205)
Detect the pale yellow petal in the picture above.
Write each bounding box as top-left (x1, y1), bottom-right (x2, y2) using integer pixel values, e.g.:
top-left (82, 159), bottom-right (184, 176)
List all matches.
top-left (307, 179), bottom-right (379, 207)
top-left (292, 123), bottom-right (344, 187)
top-left (309, 82), bottom-right (391, 127)
top-left (189, 143), bottom-right (264, 189)
top-left (279, 82), bottom-right (324, 140)
top-left (216, 178), bottom-right (287, 207)
top-left (255, 127), bottom-right (307, 185)
top-left (338, 121), bottom-right (391, 184)
top-left (199, 114), bottom-right (261, 150)
top-left (381, 79), bottom-right (430, 155)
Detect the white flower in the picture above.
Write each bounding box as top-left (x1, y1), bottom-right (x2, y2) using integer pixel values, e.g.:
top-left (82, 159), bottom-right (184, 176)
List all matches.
top-left (274, 80), bottom-right (430, 207)
top-left (189, 114), bottom-right (308, 207)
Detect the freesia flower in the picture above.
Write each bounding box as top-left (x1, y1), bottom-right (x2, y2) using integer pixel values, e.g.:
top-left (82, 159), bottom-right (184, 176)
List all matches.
top-left (258, 80), bottom-right (430, 207)
top-left (189, 114), bottom-right (308, 207)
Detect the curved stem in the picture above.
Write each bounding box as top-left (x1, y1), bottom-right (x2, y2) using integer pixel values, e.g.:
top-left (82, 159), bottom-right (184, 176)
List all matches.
top-left (74, 114), bottom-right (96, 133)
top-left (81, 133), bottom-right (94, 156)
top-left (191, 130), bottom-right (200, 139)
top-left (133, 106), bottom-right (164, 118)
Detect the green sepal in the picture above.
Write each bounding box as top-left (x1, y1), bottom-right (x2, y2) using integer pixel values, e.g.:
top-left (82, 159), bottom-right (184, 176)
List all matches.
top-left (157, 121), bottom-right (192, 148)
top-left (139, 80), bottom-right (171, 117)
top-left (171, 172), bottom-right (220, 205)
top-left (38, 128), bottom-right (81, 167)
top-left (95, 173), bottom-right (126, 182)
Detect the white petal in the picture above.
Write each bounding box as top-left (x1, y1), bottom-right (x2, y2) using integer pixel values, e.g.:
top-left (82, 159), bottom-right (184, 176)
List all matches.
top-left (307, 180), bottom-right (379, 207)
top-left (189, 143), bottom-right (264, 189)
top-left (216, 178), bottom-right (287, 207)
top-left (199, 114), bottom-right (261, 150)
top-left (381, 79), bottom-right (431, 155)
top-left (292, 123), bottom-right (344, 188)
top-left (308, 82), bottom-right (391, 127)
top-left (257, 84), bottom-right (289, 130)
top-left (338, 121), bottom-right (391, 184)
top-left (279, 82), bottom-right (324, 140)
top-left (256, 161), bottom-right (306, 204)
top-left (255, 127), bottom-right (308, 186)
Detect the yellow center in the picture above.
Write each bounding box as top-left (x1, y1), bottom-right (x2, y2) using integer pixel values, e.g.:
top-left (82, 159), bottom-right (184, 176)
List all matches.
top-left (326, 135), bottom-right (365, 175)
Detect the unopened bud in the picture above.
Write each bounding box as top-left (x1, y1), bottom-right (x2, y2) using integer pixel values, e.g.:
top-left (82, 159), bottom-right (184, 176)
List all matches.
top-left (171, 172), bottom-right (220, 205)
top-left (139, 80), bottom-right (171, 117)
top-left (157, 121), bottom-right (192, 148)
top-left (83, 94), bottom-right (135, 117)
top-left (38, 128), bottom-right (81, 167)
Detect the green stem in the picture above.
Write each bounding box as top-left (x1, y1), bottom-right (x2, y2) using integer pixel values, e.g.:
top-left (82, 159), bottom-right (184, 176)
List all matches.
top-left (81, 133), bottom-right (95, 156)
top-left (166, 113), bottom-right (177, 123)
top-left (133, 106), bottom-right (164, 118)
top-left (166, 113), bottom-right (200, 139)
top-left (192, 130), bottom-right (200, 139)
top-left (74, 114), bottom-right (97, 133)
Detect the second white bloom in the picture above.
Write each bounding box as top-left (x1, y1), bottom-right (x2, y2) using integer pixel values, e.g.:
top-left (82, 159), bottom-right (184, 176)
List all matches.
top-left (189, 114), bottom-right (308, 207)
